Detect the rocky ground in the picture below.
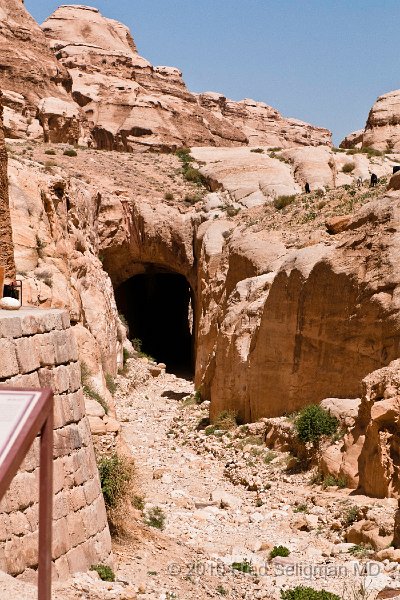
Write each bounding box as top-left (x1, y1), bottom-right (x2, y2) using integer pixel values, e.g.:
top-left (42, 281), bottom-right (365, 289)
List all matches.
top-left (66, 358), bottom-right (400, 600)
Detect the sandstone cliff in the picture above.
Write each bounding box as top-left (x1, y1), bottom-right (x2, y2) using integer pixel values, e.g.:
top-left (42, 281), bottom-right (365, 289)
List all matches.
top-left (0, 0), bottom-right (82, 143)
top-left (191, 145), bottom-right (393, 206)
top-left (7, 138), bottom-right (399, 426)
top-left (196, 194), bottom-right (400, 423)
top-left (37, 5), bottom-right (331, 151)
top-left (341, 89), bottom-right (400, 151)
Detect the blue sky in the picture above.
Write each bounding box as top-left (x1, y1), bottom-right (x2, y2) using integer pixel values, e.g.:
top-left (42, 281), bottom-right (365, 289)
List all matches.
top-left (26, 1), bottom-right (400, 145)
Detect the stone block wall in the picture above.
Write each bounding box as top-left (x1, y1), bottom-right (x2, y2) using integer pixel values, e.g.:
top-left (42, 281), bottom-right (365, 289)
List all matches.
top-left (0, 91), bottom-right (15, 281)
top-left (0, 307), bottom-right (112, 582)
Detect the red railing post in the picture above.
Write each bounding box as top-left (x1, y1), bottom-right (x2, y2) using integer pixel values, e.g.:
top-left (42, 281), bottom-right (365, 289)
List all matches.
top-left (0, 388), bottom-right (54, 599)
top-left (38, 406), bottom-right (53, 600)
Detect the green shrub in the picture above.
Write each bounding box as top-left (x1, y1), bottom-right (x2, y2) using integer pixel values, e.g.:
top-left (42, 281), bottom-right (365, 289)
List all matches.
top-left (98, 453), bottom-right (134, 509)
top-left (183, 165), bottom-right (207, 186)
top-left (45, 149), bottom-right (56, 155)
top-left (250, 148), bottom-right (264, 153)
top-left (175, 147), bottom-right (193, 162)
top-left (294, 405), bottom-right (338, 446)
top-left (342, 162), bottom-right (355, 173)
top-left (205, 425), bottom-right (216, 436)
top-left (346, 146), bottom-right (383, 157)
top-left (214, 410), bottom-right (237, 431)
top-left (274, 194), bottom-right (296, 210)
top-left (164, 192), bottom-right (174, 200)
top-left (225, 205), bottom-right (240, 217)
top-left (270, 545), bottom-right (290, 559)
top-left (344, 505), bottom-right (361, 525)
top-left (63, 148), bottom-right (77, 157)
top-left (184, 192), bottom-right (203, 204)
top-left (264, 451), bottom-right (276, 464)
top-left (176, 148), bottom-right (208, 188)
top-left (322, 474), bottom-right (346, 489)
top-left (194, 390), bottom-right (203, 404)
top-left (105, 373), bottom-right (117, 395)
top-left (294, 503), bottom-right (308, 513)
top-left (132, 494), bottom-right (145, 511)
top-left (118, 312), bottom-right (129, 330)
top-left (348, 543), bottom-right (372, 557)
top-left (216, 585), bottom-right (228, 596)
top-left (90, 564), bottom-right (115, 582)
top-left (144, 506), bottom-right (166, 530)
top-left (123, 348), bottom-right (131, 365)
top-left (81, 362), bottom-right (109, 414)
top-left (361, 146), bottom-right (383, 157)
top-left (132, 338), bottom-right (142, 352)
top-left (280, 587), bottom-right (340, 600)
top-left (231, 559), bottom-right (253, 573)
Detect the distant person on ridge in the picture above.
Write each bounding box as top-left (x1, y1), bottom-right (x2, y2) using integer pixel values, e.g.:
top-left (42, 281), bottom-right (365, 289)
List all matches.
top-left (370, 173), bottom-right (378, 187)
top-left (305, 182), bottom-right (310, 193)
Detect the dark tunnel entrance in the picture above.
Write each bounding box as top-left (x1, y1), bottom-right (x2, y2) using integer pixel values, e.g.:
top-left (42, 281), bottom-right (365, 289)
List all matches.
top-left (115, 270), bottom-right (194, 375)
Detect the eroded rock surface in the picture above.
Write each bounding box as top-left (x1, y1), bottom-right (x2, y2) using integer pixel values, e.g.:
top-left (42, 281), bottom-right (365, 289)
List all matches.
top-left (0, 0), bottom-right (82, 142)
top-left (0, 92), bottom-right (15, 280)
top-left (196, 193), bottom-right (400, 423)
top-left (40, 5), bottom-right (331, 151)
top-left (341, 89), bottom-right (400, 152)
top-left (336, 360), bottom-right (400, 498)
top-left (191, 145), bottom-right (393, 207)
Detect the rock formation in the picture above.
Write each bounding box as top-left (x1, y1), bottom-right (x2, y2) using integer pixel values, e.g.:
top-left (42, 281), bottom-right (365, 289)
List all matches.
top-left (0, 0), bottom-right (82, 143)
top-left (191, 145), bottom-right (392, 206)
top-left (328, 359), bottom-right (400, 498)
top-left (195, 191), bottom-right (400, 423)
top-left (341, 89), bottom-right (400, 151)
top-left (37, 5), bottom-right (331, 151)
top-left (8, 151), bottom-right (126, 385)
top-left (0, 92), bottom-right (15, 280)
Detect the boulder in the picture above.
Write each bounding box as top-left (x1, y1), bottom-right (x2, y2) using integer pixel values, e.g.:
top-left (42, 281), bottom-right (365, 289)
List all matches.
top-left (346, 520), bottom-right (392, 551)
top-left (325, 215), bottom-right (352, 234)
top-left (210, 489), bottom-right (242, 509)
top-left (388, 171), bottom-right (400, 191)
top-left (320, 397), bottom-right (361, 428)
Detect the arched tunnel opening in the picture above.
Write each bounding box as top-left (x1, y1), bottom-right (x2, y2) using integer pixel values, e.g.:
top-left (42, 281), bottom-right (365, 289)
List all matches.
top-left (115, 269), bottom-right (194, 376)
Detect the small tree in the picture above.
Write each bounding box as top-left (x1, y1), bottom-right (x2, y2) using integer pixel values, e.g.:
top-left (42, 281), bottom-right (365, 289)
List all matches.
top-left (294, 405), bottom-right (338, 448)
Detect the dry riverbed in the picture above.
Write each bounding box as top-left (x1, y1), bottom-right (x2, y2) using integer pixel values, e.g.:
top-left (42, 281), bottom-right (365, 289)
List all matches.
top-left (102, 361), bottom-right (400, 600)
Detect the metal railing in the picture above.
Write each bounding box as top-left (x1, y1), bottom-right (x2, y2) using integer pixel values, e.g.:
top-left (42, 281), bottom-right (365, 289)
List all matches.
top-left (0, 388), bottom-right (53, 600)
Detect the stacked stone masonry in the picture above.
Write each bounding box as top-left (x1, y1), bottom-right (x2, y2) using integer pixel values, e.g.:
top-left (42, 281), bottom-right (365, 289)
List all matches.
top-left (0, 308), bottom-right (112, 582)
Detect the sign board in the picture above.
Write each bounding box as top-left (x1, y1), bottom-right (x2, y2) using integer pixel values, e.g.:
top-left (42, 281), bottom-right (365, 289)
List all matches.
top-left (0, 390), bottom-right (42, 468)
top-left (0, 387), bottom-right (53, 600)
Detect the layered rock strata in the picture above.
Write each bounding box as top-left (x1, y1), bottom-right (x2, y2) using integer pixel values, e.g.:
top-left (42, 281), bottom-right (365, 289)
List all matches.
top-left (39, 5), bottom-right (331, 151)
top-left (0, 308), bottom-right (111, 581)
top-left (0, 0), bottom-right (82, 143)
top-left (191, 145), bottom-right (393, 206)
top-left (341, 89), bottom-right (400, 151)
top-left (0, 92), bottom-right (15, 280)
